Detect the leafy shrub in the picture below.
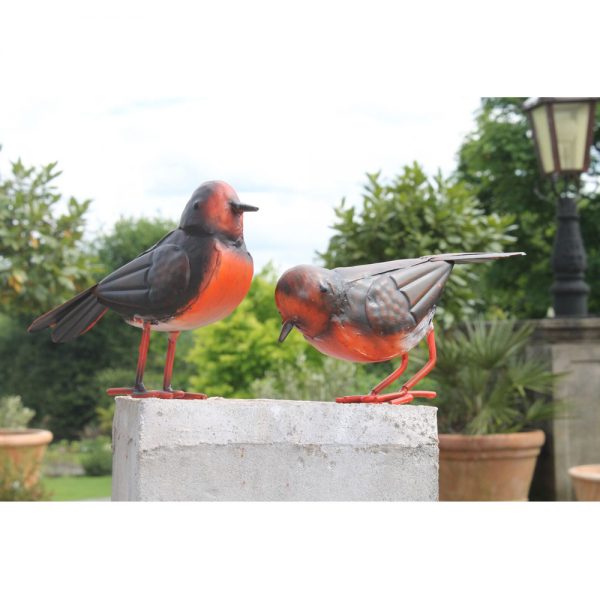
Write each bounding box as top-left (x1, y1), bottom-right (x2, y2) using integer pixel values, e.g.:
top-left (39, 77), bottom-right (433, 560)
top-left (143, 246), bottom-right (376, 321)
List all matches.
top-left (80, 436), bottom-right (112, 476)
top-left (0, 395), bottom-right (35, 429)
top-left (0, 158), bottom-right (94, 318)
top-left (251, 355), bottom-right (385, 401)
top-left (95, 404), bottom-right (116, 437)
top-left (92, 368), bottom-right (133, 436)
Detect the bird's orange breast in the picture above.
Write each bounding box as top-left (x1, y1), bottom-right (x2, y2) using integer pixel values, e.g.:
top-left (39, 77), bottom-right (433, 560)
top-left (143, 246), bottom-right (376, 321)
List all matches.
top-left (307, 322), bottom-right (407, 363)
top-left (305, 307), bottom-right (435, 363)
top-left (151, 243), bottom-right (253, 332)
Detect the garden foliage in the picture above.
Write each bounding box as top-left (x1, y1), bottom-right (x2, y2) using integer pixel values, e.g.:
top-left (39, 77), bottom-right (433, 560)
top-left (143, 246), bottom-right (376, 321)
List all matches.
top-left (0, 395), bottom-right (35, 429)
top-left (79, 436), bottom-right (112, 476)
top-left (0, 158), bottom-right (94, 317)
top-left (251, 355), bottom-right (380, 402)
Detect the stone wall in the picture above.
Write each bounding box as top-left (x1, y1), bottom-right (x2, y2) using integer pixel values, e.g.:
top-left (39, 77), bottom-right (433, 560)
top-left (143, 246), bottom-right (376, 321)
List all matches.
top-left (528, 318), bottom-right (600, 500)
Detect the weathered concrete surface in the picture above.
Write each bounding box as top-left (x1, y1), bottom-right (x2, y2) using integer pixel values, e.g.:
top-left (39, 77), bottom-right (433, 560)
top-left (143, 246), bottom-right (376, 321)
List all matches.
top-left (112, 397), bottom-right (438, 501)
top-left (528, 318), bottom-right (600, 500)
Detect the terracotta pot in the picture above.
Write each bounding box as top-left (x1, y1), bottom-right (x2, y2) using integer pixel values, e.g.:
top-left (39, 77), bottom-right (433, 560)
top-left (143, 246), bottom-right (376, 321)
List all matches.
top-left (569, 465), bottom-right (600, 501)
top-left (0, 428), bottom-right (53, 488)
top-left (439, 430), bottom-right (545, 501)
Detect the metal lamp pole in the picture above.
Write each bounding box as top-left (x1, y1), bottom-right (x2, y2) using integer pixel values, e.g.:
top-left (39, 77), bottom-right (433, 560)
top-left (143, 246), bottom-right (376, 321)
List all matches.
top-left (524, 97), bottom-right (597, 317)
top-left (550, 176), bottom-right (589, 316)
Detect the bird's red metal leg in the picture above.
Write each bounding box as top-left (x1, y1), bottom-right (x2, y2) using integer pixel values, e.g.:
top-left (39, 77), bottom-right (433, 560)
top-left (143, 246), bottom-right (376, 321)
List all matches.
top-left (162, 331), bottom-right (179, 392)
top-left (162, 331), bottom-right (207, 400)
top-left (107, 326), bottom-right (207, 399)
top-left (371, 354), bottom-right (409, 395)
top-left (336, 328), bottom-right (437, 405)
top-left (389, 328), bottom-right (437, 405)
top-left (107, 321), bottom-right (159, 397)
top-left (336, 354), bottom-right (409, 404)
top-left (135, 322), bottom-right (152, 391)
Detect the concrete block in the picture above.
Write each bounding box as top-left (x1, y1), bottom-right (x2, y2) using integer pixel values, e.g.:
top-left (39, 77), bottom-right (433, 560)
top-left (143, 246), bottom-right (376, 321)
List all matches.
top-left (112, 397), bottom-right (438, 501)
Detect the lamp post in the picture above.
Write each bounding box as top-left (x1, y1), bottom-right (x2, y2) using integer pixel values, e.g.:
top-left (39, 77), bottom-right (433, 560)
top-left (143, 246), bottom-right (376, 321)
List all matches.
top-left (524, 97), bottom-right (597, 317)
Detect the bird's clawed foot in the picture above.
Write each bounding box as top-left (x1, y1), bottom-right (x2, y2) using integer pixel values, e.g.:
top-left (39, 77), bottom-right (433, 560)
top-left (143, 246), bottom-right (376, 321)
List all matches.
top-left (106, 387), bottom-right (207, 400)
top-left (336, 390), bottom-right (436, 405)
top-left (169, 390), bottom-right (208, 400)
top-left (105, 328), bottom-right (208, 399)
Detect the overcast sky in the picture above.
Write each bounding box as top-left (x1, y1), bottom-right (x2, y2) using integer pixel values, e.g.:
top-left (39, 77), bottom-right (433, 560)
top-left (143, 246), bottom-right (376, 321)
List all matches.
top-left (1, 1), bottom-right (594, 273)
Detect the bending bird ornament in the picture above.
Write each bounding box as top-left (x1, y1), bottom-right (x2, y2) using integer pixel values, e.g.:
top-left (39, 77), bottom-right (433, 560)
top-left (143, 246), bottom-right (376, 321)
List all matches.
top-left (275, 252), bottom-right (524, 405)
top-left (28, 181), bottom-right (258, 399)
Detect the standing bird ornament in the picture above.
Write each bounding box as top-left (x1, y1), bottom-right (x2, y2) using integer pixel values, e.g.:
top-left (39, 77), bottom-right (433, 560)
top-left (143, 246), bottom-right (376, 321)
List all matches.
top-left (28, 181), bottom-right (258, 399)
top-left (275, 252), bottom-right (524, 405)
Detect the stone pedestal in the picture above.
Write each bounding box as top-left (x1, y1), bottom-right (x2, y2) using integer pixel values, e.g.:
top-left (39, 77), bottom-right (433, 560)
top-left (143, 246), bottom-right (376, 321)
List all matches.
top-left (112, 397), bottom-right (439, 501)
top-left (529, 318), bottom-right (600, 500)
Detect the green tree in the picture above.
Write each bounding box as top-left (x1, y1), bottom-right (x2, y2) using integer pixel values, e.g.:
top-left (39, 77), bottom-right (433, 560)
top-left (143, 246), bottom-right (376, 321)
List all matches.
top-left (186, 265), bottom-right (319, 398)
top-left (456, 97), bottom-right (600, 317)
top-left (319, 163), bottom-right (517, 327)
top-left (0, 158), bottom-right (94, 317)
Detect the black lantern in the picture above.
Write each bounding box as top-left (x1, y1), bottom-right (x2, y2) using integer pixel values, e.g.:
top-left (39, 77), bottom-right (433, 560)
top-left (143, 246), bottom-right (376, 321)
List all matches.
top-left (524, 97), bottom-right (597, 317)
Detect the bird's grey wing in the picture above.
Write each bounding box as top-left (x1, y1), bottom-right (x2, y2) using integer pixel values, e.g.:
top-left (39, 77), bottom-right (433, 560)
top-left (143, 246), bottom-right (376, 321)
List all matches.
top-left (134, 228), bottom-right (177, 258)
top-left (96, 243), bottom-right (191, 316)
top-left (422, 251), bottom-right (525, 264)
top-left (334, 257), bottom-right (428, 281)
top-left (364, 261), bottom-right (452, 334)
top-left (334, 251), bottom-right (523, 282)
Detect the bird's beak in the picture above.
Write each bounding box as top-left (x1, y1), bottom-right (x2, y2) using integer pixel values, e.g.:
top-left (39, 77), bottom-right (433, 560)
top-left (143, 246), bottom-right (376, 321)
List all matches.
top-left (234, 203), bottom-right (259, 213)
top-left (278, 320), bottom-right (295, 343)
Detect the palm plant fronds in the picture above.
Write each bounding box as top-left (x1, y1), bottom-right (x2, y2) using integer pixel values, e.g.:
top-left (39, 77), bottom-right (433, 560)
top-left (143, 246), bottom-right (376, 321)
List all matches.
top-left (429, 320), bottom-right (562, 435)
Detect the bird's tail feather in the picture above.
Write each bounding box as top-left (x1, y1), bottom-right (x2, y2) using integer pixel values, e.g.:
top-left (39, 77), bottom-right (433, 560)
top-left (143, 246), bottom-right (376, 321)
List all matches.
top-left (426, 251), bottom-right (525, 264)
top-left (28, 285), bottom-right (108, 343)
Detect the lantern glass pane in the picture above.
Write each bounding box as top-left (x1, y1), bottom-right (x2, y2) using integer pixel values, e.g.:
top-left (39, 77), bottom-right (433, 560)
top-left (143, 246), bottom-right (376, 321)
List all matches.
top-left (531, 106), bottom-right (555, 174)
top-left (553, 102), bottom-right (590, 172)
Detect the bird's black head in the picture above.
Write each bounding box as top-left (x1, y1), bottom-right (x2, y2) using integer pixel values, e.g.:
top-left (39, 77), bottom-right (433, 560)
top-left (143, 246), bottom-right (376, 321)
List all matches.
top-left (179, 181), bottom-right (258, 239)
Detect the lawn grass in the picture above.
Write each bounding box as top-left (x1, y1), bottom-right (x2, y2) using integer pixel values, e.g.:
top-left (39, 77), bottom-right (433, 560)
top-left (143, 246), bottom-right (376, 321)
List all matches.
top-left (43, 476), bottom-right (112, 501)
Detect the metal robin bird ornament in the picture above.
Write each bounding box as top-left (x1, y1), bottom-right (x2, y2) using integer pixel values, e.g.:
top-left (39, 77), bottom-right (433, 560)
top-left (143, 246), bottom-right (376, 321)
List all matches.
top-left (275, 252), bottom-right (525, 405)
top-left (28, 180), bottom-right (258, 399)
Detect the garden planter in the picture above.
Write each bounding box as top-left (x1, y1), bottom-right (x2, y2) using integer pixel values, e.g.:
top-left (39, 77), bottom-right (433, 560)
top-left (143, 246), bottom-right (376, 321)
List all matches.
top-left (439, 430), bottom-right (545, 501)
top-left (0, 428), bottom-right (53, 488)
top-left (568, 465), bottom-right (600, 501)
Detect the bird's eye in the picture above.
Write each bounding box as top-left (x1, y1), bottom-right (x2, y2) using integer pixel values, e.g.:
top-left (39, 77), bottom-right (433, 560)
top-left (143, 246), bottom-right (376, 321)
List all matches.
top-left (319, 283), bottom-right (328, 294)
top-left (193, 201), bottom-right (199, 210)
